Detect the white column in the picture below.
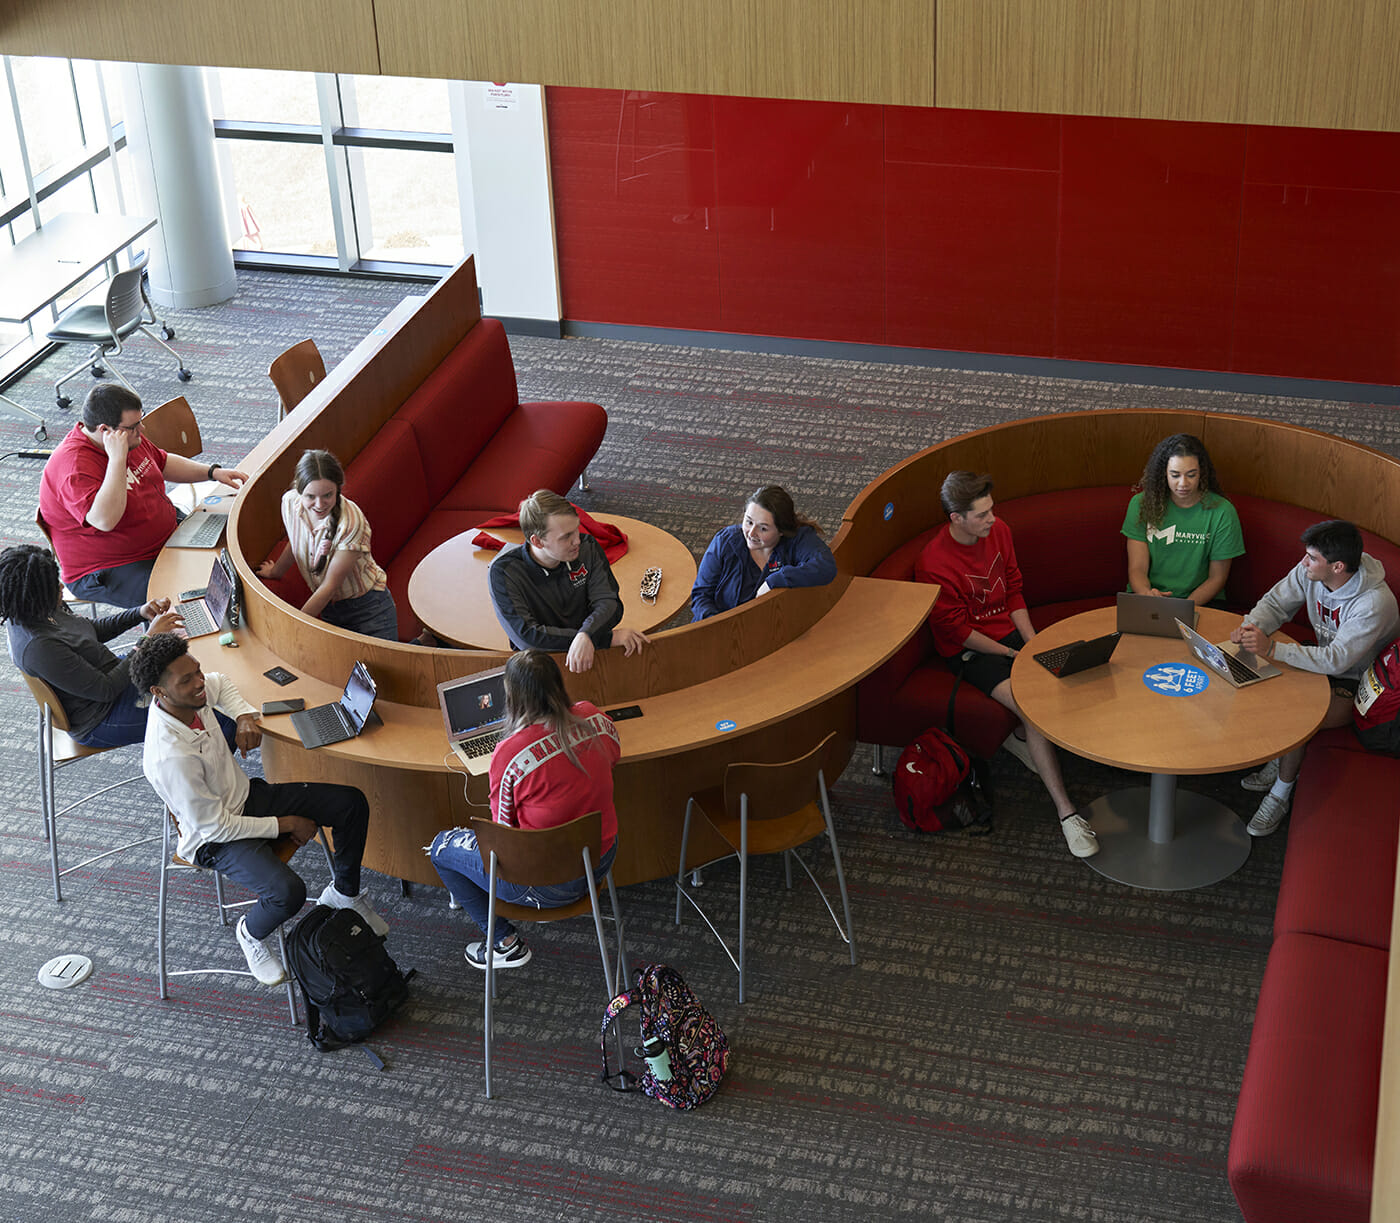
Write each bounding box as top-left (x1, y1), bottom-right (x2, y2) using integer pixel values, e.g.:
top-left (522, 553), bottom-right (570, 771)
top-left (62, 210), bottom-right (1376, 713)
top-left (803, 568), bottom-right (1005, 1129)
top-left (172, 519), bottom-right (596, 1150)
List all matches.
top-left (119, 63), bottom-right (237, 309)
top-left (451, 82), bottom-right (560, 327)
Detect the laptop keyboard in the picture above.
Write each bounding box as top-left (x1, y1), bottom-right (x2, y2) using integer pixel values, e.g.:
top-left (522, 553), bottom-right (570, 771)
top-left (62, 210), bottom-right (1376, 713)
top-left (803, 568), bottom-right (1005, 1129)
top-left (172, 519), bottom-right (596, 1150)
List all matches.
top-left (1034, 642), bottom-right (1077, 674)
top-left (1221, 649), bottom-right (1259, 684)
top-left (180, 600), bottom-right (217, 637)
top-left (303, 703), bottom-right (349, 741)
top-left (179, 515), bottom-right (226, 548)
top-left (457, 728), bottom-right (505, 758)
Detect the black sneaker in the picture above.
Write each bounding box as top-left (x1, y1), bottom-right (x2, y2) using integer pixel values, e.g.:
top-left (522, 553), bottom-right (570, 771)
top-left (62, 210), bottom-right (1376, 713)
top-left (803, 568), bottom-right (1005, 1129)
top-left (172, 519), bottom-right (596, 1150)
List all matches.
top-left (464, 937), bottom-right (532, 971)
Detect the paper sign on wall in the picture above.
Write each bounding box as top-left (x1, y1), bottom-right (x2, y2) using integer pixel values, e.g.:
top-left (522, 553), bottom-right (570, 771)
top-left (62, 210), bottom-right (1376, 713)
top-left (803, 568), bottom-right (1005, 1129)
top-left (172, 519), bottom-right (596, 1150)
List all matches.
top-left (484, 83), bottom-right (519, 112)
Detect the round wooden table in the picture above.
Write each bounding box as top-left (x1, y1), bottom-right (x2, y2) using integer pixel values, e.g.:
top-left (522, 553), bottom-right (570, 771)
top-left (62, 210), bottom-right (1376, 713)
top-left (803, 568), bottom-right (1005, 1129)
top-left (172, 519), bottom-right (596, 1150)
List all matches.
top-left (407, 513), bottom-right (698, 650)
top-left (1010, 605), bottom-right (1331, 890)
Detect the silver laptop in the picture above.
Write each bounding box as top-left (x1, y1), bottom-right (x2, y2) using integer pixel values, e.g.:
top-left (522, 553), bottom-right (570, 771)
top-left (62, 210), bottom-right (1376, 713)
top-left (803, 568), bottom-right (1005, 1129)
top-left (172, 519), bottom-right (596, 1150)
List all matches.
top-left (1117, 591), bottom-right (1198, 637)
top-left (165, 507), bottom-right (227, 550)
top-left (438, 667), bottom-right (508, 774)
top-left (1175, 618), bottom-right (1282, 688)
top-left (290, 660), bottom-right (378, 749)
top-left (175, 555), bottom-right (233, 639)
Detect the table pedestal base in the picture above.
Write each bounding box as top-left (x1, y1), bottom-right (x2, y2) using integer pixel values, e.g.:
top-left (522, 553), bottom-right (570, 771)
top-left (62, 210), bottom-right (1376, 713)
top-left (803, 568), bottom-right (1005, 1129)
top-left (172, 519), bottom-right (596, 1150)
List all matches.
top-left (1080, 773), bottom-right (1251, 891)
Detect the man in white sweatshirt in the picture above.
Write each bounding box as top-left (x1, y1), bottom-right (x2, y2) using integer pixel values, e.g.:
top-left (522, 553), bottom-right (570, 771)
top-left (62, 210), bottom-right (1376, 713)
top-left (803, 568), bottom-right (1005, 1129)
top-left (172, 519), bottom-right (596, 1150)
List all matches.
top-left (1231, 519), bottom-right (1399, 836)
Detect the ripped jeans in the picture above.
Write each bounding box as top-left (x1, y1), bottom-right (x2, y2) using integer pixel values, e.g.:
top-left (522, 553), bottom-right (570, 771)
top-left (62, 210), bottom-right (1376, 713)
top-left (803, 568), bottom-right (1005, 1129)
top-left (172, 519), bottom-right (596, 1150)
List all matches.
top-left (428, 825), bottom-right (618, 945)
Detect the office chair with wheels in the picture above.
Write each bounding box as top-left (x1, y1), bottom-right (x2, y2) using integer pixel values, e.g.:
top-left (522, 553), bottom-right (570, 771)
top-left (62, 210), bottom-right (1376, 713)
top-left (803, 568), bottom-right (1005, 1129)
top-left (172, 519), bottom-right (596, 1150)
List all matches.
top-left (157, 809), bottom-right (336, 1024)
top-left (269, 339), bottom-right (326, 419)
top-left (46, 255), bottom-right (191, 410)
top-left (471, 810), bottom-right (630, 1097)
top-left (21, 672), bottom-right (155, 902)
top-left (675, 731), bottom-right (856, 1004)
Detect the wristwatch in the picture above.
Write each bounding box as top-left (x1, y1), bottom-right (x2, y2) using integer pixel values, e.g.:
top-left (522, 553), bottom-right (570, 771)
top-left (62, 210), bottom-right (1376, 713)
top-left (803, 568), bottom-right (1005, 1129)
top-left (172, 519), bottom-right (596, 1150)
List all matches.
top-left (207, 463), bottom-right (220, 481)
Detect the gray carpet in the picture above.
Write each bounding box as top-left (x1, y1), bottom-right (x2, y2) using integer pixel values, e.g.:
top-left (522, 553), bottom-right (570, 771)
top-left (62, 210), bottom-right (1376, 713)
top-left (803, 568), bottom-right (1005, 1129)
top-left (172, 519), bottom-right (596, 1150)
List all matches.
top-left (0, 272), bottom-right (1390, 1222)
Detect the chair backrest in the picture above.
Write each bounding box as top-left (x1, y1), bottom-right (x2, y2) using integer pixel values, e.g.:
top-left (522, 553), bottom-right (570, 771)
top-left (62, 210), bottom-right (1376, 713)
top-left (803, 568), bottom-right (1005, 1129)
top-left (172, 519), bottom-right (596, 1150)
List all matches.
top-left (104, 266), bottom-right (148, 336)
top-left (470, 810), bottom-right (602, 888)
top-left (721, 731), bottom-right (844, 822)
top-left (269, 339), bottom-right (327, 413)
top-left (35, 506), bottom-right (54, 548)
top-left (142, 396), bottom-right (202, 458)
top-left (21, 671), bottom-right (73, 733)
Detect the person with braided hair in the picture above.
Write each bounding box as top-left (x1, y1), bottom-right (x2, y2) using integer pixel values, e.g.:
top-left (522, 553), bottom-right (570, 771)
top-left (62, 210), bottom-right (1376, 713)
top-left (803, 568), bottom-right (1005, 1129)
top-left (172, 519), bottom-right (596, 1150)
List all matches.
top-left (255, 449), bottom-right (398, 640)
top-left (1, 542), bottom-right (188, 747)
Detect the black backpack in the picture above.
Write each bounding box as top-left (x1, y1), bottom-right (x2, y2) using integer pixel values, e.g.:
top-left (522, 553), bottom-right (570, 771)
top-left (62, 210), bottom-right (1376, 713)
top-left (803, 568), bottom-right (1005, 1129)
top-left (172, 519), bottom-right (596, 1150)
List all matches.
top-left (285, 904), bottom-right (412, 1068)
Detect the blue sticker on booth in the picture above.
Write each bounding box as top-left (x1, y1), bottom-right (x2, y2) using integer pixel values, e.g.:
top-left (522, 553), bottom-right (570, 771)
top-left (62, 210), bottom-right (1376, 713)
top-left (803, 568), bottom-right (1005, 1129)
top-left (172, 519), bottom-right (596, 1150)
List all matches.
top-left (883, 501), bottom-right (894, 521)
top-left (1142, 663), bottom-right (1210, 696)
top-left (716, 719), bottom-right (736, 732)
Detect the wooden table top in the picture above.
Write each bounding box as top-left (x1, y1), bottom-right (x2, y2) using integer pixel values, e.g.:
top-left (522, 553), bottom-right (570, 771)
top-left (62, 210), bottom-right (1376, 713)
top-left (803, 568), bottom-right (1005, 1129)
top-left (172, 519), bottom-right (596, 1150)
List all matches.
top-left (406, 513), bottom-right (698, 650)
top-left (1010, 605), bottom-right (1332, 776)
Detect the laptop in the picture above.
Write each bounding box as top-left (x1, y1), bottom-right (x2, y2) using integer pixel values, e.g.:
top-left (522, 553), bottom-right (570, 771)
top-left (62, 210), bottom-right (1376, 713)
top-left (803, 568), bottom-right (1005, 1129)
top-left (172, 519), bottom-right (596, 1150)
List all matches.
top-left (165, 508), bottom-right (227, 550)
top-left (1034, 631), bottom-right (1121, 677)
top-left (437, 667), bottom-right (509, 774)
top-left (1117, 591), bottom-right (1198, 637)
top-left (175, 555), bottom-right (234, 639)
top-left (290, 661), bottom-right (379, 748)
top-left (1175, 619), bottom-right (1282, 688)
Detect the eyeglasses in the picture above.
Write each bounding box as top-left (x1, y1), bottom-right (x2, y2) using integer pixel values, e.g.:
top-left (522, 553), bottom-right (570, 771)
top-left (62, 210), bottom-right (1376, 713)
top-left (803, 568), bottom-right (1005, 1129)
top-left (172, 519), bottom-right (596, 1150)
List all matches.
top-left (114, 417), bottom-right (144, 435)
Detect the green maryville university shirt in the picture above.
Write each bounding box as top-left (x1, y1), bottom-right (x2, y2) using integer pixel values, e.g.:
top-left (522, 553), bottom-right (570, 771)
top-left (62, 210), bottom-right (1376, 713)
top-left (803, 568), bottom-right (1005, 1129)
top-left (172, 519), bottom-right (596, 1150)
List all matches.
top-left (1121, 493), bottom-right (1245, 600)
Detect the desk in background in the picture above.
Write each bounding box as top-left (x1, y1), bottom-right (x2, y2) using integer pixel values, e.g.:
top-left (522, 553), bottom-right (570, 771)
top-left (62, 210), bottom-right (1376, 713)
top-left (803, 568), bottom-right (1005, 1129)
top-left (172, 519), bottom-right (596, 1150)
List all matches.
top-left (0, 211), bottom-right (157, 439)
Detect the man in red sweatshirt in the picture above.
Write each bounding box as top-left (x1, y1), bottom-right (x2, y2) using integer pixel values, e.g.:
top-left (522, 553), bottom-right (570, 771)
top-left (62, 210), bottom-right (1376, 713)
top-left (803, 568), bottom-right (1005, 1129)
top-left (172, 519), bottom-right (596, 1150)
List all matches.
top-left (915, 471), bottom-right (1098, 858)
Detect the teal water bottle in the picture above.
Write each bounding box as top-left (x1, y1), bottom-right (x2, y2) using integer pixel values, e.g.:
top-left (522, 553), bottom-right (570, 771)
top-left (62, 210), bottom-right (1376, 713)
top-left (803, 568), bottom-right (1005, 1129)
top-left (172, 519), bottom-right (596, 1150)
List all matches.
top-left (643, 1036), bottom-right (673, 1081)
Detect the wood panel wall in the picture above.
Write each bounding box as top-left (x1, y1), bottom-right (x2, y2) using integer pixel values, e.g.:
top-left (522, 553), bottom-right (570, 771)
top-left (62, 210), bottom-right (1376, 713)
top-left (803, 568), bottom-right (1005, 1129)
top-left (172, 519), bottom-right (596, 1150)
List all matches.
top-left (5, 0), bottom-right (1399, 132)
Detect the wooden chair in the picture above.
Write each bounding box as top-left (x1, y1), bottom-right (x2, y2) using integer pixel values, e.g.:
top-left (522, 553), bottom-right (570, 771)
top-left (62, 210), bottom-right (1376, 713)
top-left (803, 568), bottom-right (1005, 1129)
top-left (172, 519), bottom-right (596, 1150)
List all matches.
top-left (21, 672), bottom-right (154, 902)
top-left (33, 508), bottom-right (98, 617)
top-left (269, 339), bottom-right (326, 420)
top-left (675, 731), bottom-right (856, 1003)
top-left (141, 395), bottom-right (215, 514)
top-left (470, 810), bottom-right (629, 1098)
top-left (157, 808), bottom-right (335, 1024)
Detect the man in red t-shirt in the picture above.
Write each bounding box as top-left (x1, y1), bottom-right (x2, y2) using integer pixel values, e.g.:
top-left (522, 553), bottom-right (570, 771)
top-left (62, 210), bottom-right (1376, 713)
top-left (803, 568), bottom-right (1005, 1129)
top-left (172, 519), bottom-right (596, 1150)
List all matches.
top-left (915, 471), bottom-right (1099, 859)
top-left (38, 385), bottom-right (247, 608)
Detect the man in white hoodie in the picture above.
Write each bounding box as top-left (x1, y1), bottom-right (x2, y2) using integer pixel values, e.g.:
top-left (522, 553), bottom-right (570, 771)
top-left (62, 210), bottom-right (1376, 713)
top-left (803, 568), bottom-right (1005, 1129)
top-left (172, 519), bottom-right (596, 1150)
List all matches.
top-left (1231, 519), bottom-right (1399, 836)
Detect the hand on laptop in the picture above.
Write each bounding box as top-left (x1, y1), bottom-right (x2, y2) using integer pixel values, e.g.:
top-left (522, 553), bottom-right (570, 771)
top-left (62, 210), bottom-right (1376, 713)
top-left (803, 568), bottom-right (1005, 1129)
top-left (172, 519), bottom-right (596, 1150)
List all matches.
top-left (147, 608), bottom-right (185, 636)
top-left (1232, 622), bottom-right (1271, 656)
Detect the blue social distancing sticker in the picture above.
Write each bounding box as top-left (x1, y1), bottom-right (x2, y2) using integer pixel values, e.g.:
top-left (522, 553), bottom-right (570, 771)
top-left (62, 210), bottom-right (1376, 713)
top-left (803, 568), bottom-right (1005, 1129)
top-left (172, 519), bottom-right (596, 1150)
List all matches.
top-left (1142, 663), bottom-right (1210, 696)
top-left (715, 719), bottom-right (737, 732)
top-left (883, 501), bottom-right (894, 522)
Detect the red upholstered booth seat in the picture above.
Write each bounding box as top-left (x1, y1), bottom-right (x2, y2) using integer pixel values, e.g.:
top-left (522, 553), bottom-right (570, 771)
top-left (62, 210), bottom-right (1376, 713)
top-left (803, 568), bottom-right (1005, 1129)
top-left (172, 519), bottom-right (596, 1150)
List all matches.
top-left (1273, 743), bottom-right (1400, 950)
top-left (1228, 932), bottom-right (1387, 1223)
top-left (268, 317), bottom-right (607, 641)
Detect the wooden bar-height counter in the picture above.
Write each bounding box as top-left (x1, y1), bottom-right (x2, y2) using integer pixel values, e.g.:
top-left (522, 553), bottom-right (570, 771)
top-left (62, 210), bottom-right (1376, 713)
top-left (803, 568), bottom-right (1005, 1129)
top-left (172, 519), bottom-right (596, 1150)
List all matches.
top-left (162, 258), bottom-right (933, 888)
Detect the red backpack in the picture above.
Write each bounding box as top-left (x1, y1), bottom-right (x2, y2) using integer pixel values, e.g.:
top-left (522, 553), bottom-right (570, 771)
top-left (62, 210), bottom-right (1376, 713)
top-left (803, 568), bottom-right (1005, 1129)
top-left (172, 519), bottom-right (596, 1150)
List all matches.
top-left (892, 727), bottom-right (994, 834)
top-left (1354, 637), bottom-right (1400, 754)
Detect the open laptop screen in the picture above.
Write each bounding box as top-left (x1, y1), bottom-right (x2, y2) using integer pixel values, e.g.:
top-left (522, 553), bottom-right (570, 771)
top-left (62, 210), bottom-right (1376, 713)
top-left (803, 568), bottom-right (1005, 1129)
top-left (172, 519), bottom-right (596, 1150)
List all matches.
top-left (342, 661), bottom-right (378, 732)
top-left (438, 669), bottom-right (508, 742)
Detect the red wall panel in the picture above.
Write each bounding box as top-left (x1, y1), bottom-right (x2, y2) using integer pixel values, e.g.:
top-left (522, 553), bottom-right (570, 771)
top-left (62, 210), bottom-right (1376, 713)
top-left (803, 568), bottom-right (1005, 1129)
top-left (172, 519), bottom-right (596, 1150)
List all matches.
top-left (546, 87), bottom-right (1400, 385)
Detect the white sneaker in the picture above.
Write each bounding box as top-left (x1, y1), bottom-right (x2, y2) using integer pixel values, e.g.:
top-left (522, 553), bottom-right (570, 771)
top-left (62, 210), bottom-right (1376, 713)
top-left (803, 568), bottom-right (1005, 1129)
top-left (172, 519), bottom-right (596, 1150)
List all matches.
top-left (1060, 814), bottom-right (1100, 858)
top-left (1247, 791), bottom-right (1291, 837)
top-left (236, 916), bottom-right (289, 986)
top-left (1002, 733), bottom-right (1040, 776)
top-left (318, 883), bottom-right (389, 938)
top-left (1241, 759), bottom-right (1279, 792)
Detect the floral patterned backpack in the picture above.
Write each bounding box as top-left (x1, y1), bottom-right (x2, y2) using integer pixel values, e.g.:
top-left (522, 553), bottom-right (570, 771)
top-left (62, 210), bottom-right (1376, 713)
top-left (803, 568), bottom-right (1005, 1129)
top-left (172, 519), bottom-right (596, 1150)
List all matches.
top-left (600, 962), bottom-right (729, 1109)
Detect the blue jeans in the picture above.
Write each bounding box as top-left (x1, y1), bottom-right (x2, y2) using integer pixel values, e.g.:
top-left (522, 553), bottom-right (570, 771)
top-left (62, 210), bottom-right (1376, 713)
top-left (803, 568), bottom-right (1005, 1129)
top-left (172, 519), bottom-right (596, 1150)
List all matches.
top-left (68, 558), bottom-right (157, 610)
top-left (429, 825), bottom-right (618, 945)
top-left (321, 588), bottom-right (399, 641)
top-left (76, 691), bottom-right (235, 751)
top-left (194, 779), bottom-right (370, 940)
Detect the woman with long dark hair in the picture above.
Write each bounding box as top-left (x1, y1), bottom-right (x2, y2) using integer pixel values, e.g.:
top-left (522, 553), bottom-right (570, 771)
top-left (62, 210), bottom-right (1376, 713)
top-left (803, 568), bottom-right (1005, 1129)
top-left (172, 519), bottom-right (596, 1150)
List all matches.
top-left (1, 543), bottom-right (185, 747)
top-left (690, 484), bottom-right (836, 619)
top-left (428, 650), bottom-right (621, 970)
top-left (1122, 433), bottom-right (1244, 604)
top-left (255, 449), bottom-right (398, 640)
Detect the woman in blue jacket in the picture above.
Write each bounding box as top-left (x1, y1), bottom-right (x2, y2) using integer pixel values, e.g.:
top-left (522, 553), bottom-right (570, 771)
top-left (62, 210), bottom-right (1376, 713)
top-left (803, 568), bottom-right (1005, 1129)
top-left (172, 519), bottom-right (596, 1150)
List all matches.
top-left (690, 485), bottom-right (836, 619)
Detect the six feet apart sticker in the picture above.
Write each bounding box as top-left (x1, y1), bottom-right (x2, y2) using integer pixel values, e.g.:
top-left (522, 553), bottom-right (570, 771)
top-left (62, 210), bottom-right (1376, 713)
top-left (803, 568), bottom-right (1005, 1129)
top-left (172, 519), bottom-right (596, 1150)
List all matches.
top-left (1142, 663), bottom-right (1210, 696)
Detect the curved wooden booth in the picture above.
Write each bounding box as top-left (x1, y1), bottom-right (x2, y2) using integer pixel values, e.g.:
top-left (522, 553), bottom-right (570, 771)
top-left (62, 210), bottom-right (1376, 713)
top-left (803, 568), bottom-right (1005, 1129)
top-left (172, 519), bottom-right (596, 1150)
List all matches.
top-left (826, 408), bottom-right (1400, 1223)
top-left (151, 261), bottom-right (932, 891)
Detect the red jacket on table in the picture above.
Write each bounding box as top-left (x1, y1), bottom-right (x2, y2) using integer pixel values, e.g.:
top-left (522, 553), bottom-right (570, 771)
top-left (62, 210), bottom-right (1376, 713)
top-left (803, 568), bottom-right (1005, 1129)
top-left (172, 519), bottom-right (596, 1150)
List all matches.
top-left (488, 701), bottom-right (621, 851)
top-left (914, 520), bottom-right (1028, 657)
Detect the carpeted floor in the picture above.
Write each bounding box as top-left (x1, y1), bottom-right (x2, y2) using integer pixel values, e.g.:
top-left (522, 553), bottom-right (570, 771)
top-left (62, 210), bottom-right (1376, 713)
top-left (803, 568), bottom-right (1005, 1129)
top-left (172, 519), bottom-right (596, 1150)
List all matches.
top-left (0, 272), bottom-right (1393, 1222)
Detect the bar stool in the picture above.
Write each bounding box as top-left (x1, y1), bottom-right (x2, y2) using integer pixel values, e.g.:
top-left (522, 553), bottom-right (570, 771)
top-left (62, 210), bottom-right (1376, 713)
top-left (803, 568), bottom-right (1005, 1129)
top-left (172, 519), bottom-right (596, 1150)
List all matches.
top-left (21, 672), bottom-right (154, 902)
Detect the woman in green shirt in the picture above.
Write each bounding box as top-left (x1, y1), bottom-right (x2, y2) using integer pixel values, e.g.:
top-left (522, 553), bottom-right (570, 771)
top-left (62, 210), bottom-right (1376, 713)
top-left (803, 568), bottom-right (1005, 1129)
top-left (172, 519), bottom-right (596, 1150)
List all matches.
top-left (1122, 433), bottom-right (1245, 604)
